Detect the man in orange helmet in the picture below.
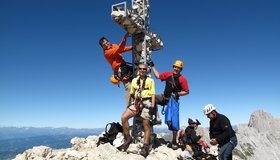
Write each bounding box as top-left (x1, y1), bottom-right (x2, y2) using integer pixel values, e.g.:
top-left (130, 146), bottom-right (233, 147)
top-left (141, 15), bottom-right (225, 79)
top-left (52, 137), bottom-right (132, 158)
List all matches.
top-left (99, 32), bottom-right (133, 105)
top-left (150, 60), bottom-right (189, 150)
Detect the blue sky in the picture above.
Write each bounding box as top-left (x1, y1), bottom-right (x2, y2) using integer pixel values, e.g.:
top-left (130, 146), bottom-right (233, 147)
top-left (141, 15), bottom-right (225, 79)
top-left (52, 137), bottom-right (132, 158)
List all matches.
top-left (1, 0), bottom-right (279, 129)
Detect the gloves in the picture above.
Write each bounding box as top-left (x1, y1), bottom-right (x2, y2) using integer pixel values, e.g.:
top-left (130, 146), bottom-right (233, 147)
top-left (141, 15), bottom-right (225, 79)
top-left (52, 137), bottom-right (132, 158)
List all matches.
top-left (148, 60), bottom-right (154, 67)
top-left (172, 92), bottom-right (179, 100)
top-left (125, 32), bottom-right (131, 38)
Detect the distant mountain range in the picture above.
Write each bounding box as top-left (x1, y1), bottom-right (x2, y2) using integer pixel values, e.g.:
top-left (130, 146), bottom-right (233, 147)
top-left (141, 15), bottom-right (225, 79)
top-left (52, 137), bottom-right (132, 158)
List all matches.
top-left (0, 127), bottom-right (103, 140)
top-left (0, 127), bottom-right (103, 160)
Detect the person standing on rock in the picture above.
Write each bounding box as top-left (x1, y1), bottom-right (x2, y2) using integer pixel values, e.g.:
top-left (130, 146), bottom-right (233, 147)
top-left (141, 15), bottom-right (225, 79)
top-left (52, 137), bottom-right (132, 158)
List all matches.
top-left (203, 104), bottom-right (238, 160)
top-left (150, 60), bottom-right (189, 149)
top-left (99, 32), bottom-right (133, 106)
top-left (117, 63), bottom-right (155, 157)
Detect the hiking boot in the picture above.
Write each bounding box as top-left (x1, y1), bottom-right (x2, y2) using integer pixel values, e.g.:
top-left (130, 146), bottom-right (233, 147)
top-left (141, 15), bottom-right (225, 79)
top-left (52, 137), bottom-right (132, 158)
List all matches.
top-left (152, 118), bottom-right (162, 125)
top-left (139, 143), bottom-right (149, 157)
top-left (117, 135), bottom-right (132, 151)
top-left (171, 141), bottom-right (179, 150)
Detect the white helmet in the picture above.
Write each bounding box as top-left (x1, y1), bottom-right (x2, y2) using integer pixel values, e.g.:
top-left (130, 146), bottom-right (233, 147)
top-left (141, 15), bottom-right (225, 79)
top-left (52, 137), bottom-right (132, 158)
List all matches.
top-left (203, 104), bottom-right (216, 115)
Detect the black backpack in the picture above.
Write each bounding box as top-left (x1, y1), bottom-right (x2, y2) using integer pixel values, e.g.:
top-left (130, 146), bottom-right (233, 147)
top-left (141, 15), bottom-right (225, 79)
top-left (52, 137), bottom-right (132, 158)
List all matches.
top-left (97, 122), bottom-right (123, 146)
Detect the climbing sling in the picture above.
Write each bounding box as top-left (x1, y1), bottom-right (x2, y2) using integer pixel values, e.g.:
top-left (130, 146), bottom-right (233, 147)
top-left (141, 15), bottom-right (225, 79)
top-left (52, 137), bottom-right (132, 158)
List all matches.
top-left (115, 62), bottom-right (133, 82)
top-left (134, 76), bottom-right (147, 115)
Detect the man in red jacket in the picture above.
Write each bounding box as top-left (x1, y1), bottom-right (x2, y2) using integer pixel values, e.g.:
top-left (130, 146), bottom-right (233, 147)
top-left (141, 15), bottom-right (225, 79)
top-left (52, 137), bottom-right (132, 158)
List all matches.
top-left (99, 33), bottom-right (133, 105)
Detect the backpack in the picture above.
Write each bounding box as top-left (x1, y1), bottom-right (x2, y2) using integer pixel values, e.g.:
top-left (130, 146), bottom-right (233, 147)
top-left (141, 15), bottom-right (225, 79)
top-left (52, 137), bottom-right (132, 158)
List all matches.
top-left (116, 63), bottom-right (133, 82)
top-left (97, 122), bottom-right (123, 146)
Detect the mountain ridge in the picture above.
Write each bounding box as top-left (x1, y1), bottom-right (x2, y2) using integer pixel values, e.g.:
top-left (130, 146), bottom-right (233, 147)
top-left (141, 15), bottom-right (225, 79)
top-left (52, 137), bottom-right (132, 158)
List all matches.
top-left (5, 109), bottom-right (280, 160)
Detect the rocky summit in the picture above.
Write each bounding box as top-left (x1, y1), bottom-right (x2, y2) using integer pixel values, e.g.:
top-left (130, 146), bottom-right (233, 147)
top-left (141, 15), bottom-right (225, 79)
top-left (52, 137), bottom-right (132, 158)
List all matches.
top-left (13, 110), bottom-right (280, 160)
top-left (233, 110), bottom-right (280, 160)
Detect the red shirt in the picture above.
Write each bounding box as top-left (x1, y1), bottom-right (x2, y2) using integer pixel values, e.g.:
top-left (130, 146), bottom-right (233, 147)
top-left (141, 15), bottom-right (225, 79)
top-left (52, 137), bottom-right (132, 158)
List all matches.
top-left (159, 72), bottom-right (189, 98)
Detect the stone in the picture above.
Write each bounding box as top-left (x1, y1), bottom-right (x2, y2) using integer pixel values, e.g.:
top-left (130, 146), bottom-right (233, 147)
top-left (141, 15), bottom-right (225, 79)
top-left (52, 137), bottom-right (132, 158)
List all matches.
top-left (12, 110), bottom-right (280, 160)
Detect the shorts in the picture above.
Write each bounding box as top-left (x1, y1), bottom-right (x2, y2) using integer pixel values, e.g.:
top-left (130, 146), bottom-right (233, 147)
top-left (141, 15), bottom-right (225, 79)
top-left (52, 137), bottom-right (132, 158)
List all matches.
top-left (129, 99), bottom-right (153, 120)
top-left (156, 94), bottom-right (169, 106)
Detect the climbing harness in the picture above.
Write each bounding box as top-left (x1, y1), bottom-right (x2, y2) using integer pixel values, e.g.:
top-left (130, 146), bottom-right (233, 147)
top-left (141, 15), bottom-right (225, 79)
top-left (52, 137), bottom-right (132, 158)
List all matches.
top-left (134, 76), bottom-right (147, 115)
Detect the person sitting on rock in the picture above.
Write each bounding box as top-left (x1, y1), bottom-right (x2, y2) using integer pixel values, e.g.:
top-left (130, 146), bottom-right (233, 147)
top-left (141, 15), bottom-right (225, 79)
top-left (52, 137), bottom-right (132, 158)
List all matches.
top-left (181, 118), bottom-right (211, 159)
top-left (117, 63), bottom-right (155, 157)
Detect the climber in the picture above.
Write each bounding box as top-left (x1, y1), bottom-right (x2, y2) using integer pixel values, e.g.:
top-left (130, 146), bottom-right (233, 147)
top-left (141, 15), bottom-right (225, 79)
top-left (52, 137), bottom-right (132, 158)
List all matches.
top-left (117, 63), bottom-right (155, 157)
top-left (181, 118), bottom-right (211, 159)
top-left (150, 60), bottom-right (189, 150)
top-left (203, 104), bottom-right (238, 160)
top-left (99, 32), bottom-right (133, 106)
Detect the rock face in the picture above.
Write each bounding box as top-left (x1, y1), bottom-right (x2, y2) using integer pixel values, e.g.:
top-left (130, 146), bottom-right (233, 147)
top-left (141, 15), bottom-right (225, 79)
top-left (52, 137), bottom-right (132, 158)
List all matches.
top-left (248, 110), bottom-right (280, 132)
top-left (13, 110), bottom-right (280, 160)
top-left (13, 134), bottom-right (185, 160)
top-left (233, 110), bottom-right (280, 160)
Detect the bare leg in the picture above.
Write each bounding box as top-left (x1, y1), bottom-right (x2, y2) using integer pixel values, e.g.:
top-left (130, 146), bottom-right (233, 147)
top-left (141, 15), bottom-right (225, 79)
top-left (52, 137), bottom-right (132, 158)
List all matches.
top-left (172, 131), bottom-right (177, 142)
top-left (140, 119), bottom-right (151, 157)
top-left (121, 108), bottom-right (134, 135)
top-left (171, 131), bottom-right (179, 150)
top-left (154, 105), bottom-right (160, 120)
top-left (142, 119), bottom-right (151, 144)
top-left (123, 81), bottom-right (131, 107)
top-left (118, 108), bottom-right (134, 151)
top-left (152, 105), bottom-right (162, 125)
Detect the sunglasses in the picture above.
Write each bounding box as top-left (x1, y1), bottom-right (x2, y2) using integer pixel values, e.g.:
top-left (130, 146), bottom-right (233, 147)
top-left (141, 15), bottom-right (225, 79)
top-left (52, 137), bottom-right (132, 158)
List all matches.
top-left (138, 68), bottom-right (147, 71)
